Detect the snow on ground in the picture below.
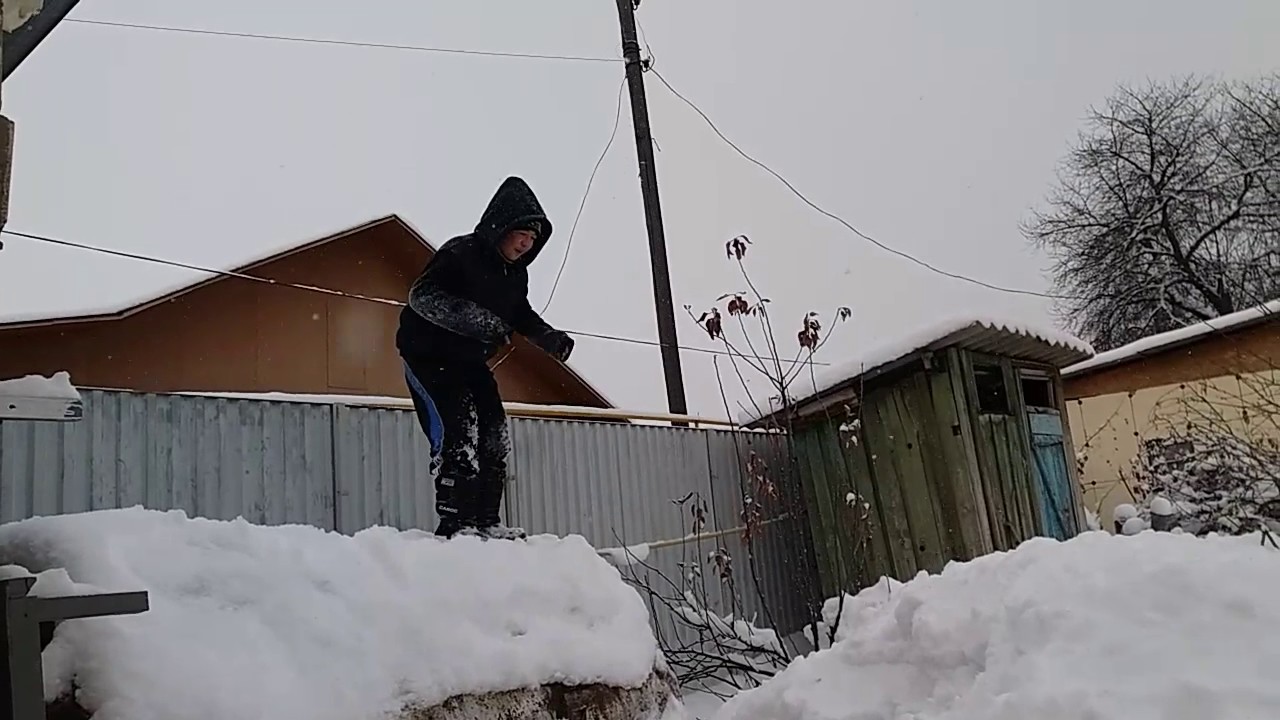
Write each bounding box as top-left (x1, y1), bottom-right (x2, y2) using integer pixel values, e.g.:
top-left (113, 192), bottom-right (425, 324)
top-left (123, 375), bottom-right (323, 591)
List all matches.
top-left (715, 530), bottom-right (1280, 720)
top-left (596, 542), bottom-right (653, 567)
top-left (679, 687), bottom-right (730, 720)
top-left (0, 371), bottom-right (80, 400)
top-left (0, 507), bottom-right (663, 720)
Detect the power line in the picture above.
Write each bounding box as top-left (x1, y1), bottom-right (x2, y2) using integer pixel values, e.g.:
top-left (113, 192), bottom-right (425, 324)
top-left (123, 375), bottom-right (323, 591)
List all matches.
top-left (647, 67), bottom-right (1073, 302)
top-left (643, 68), bottom-right (1280, 352)
top-left (0, 228), bottom-right (830, 366)
top-left (64, 17), bottom-right (622, 64)
top-left (541, 77), bottom-right (627, 314)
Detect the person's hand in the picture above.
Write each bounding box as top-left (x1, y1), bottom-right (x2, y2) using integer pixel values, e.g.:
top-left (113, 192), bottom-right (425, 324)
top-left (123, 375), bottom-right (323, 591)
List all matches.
top-left (537, 330), bottom-right (574, 362)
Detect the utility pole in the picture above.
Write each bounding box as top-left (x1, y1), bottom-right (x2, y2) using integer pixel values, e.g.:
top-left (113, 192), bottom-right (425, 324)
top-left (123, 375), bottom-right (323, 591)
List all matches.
top-left (613, 0), bottom-right (689, 417)
top-left (0, 12), bottom-right (12, 246)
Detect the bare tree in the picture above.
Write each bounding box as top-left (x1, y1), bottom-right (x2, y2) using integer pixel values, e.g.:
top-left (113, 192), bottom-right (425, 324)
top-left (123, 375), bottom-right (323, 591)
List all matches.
top-left (1024, 75), bottom-right (1280, 350)
top-left (609, 492), bottom-right (794, 703)
top-left (605, 235), bottom-right (874, 700)
top-left (685, 236), bottom-right (866, 651)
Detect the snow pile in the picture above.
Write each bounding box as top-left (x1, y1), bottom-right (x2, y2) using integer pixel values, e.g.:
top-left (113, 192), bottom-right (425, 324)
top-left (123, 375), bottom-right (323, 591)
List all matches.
top-left (0, 371), bottom-right (80, 400)
top-left (597, 542), bottom-right (653, 566)
top-left (715, 530), bottom-right (1280, 720)
top-left (0, 371), bottom-right (82, 421)
top-left (0, 508), bottom-right (664, 720)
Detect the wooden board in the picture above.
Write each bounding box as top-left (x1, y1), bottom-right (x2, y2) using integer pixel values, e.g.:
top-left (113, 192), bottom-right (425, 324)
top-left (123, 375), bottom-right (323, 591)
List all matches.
top-left (859, 392), bottom-right (919, 580)
top-left (919, 363), bottom-right (986, 559)
top-left (813, 423), bottom-right (877, 589)
top-left (944, 348), bottom-right (994, 554)
top-left (838, 419), bottom-right (896, 584)
top-left (1004, 358), bottom-right (1046, 539)
top-left (792, 429), bottom-right (840, 599)
top-left (898, 373), bottom-right (959, 564)
top-left (870, 385), bottom-right (946, 573)
top-left (958, 350), bottom-right (1012, 550)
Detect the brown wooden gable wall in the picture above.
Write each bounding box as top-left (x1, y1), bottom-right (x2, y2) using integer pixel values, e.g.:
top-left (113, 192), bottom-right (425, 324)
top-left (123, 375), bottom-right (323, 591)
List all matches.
top-left (1064, 320), bottom-right (1280, 400)
top-left (0, 221), bottom-right (606, 407)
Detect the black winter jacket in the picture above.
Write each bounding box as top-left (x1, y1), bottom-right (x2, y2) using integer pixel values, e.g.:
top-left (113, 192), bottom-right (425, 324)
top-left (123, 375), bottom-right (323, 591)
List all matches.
top-left (397, 176), bottom-right (560, 364)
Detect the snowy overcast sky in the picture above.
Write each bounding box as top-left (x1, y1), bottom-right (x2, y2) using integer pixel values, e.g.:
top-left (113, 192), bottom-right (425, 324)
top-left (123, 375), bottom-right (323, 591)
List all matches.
top-left (3, 0), bottom-right (1278, 417)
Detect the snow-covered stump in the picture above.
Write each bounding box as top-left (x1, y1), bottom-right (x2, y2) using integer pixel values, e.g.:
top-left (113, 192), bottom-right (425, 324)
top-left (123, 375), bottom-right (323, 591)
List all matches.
top-left (1149, 497), bottom-right (1179, 532)
top-left (1112, 503), bottom-right (1139, 534)
top-left (400, 672), bottom-right (677, 720)
top-left (0, 509), bottom-right (679, 720)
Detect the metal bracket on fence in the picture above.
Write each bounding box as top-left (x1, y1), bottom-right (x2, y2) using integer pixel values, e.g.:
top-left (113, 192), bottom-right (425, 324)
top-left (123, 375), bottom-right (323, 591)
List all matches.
top-left (0, 575), bottom-right (149, 720)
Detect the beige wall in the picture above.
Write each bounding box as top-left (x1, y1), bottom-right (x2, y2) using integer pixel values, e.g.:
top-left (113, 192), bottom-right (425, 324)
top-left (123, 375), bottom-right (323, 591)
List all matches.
top-left (1064, 318), bottom-right (1280, 529)
top-left (1068, 369), bottom-right (1280, 528)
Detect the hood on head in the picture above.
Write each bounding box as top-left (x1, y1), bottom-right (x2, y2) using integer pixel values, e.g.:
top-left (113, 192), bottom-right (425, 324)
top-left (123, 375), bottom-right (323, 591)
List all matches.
top-left (474, 176), bottom-right (553, 266)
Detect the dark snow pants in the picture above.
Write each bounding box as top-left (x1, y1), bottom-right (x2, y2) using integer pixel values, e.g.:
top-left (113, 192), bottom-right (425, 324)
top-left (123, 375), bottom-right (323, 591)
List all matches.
top-left (402, 356), bottom-right (510, 533)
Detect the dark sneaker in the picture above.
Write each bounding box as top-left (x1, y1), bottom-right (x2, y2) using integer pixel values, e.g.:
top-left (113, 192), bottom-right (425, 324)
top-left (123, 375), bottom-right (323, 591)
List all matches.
top-left (434, 518), bottom-right (464, 539)
top-left (457, 524), bottom-right (527, 541)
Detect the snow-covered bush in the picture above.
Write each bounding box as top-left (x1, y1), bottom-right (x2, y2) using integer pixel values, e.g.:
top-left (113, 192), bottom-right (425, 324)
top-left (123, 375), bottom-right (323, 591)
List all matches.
top-left (610, 492), bottom-right (793, 704)
top-left (683, 235), bottom-right (860, 671)
top-left (1130, 431), bottom-right (1280, 536)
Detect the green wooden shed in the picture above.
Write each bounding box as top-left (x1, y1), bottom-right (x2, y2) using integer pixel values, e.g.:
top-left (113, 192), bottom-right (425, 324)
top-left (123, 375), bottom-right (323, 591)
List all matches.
top-left (746, 319), bottom-right (1095, 598)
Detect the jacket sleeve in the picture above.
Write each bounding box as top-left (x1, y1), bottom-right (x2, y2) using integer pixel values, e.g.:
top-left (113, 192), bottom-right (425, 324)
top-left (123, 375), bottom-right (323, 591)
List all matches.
top-left (509, 267), bottom-right (556, 340)
top-left (407, 245), bottom-right (511, 344)
top-left (511, 296), bottom-right (556, 341)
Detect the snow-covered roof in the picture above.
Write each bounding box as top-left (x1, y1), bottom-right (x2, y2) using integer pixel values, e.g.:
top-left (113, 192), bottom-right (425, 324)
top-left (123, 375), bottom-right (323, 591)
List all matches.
top-left (3, 0), bottom-right (75, 79)
top-left (1061, 299), bottom-right (1280, 378)
top-left (0, 214), bottom-right (420, 327)
top-left (743, 316), bottom-right (1093, 425)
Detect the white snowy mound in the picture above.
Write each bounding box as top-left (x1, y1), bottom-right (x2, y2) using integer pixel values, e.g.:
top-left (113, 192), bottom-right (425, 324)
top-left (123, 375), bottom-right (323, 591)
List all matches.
top-left (716, 530), bottom-right (1280, 720)
top-left (0, 508), bottom-right (664, 720)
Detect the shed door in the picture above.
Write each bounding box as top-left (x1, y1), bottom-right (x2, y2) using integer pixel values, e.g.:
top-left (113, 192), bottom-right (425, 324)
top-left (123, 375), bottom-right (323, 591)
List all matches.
top-left (1022, 374), bottom-right (1077, 540)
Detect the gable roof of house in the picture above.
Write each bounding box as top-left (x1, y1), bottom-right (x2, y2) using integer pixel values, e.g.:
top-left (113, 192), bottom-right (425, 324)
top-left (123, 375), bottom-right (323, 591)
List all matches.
top-left (743, 316), bottom-right (1093, 426)
top-left (0, 214), bottom-right (421, 327)
top-left (3, 0), bottom-right (81, 80)
top-left (1061, 299), bottom-right (1280, 379)
top-left (0, 214), bottom-right (615, 408)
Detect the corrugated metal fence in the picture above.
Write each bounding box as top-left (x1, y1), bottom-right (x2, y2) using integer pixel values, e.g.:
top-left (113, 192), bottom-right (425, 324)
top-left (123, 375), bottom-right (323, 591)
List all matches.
top-left (0, 389), bottom-right (814, 637)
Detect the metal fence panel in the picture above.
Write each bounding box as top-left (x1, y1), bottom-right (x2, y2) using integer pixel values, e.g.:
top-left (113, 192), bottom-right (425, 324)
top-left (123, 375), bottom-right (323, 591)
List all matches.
top-left (0, 388), bottom-right (820, 646)
top-left (704, 430), bottom-right (814, 638)
top-left (506, 418), bottom-right (629, 542)
top-left (0, 390), bottom-right (336, 530)
top-left (590, 425), bottom-right (718, 650)
top-left (332, 404), bottom-right (435, 534)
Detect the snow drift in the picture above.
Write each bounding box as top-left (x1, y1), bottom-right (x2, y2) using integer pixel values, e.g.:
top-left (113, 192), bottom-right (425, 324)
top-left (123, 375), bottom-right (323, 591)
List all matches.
top-left (715, 530), bottom-right (1280, 720)
top-left (0, 508), bottom-right (675, 720)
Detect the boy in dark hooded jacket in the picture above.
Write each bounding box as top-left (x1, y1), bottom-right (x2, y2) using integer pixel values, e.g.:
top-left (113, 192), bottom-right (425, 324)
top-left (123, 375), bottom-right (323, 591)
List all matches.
top-left (396, 176), bottom-right (574, 539)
